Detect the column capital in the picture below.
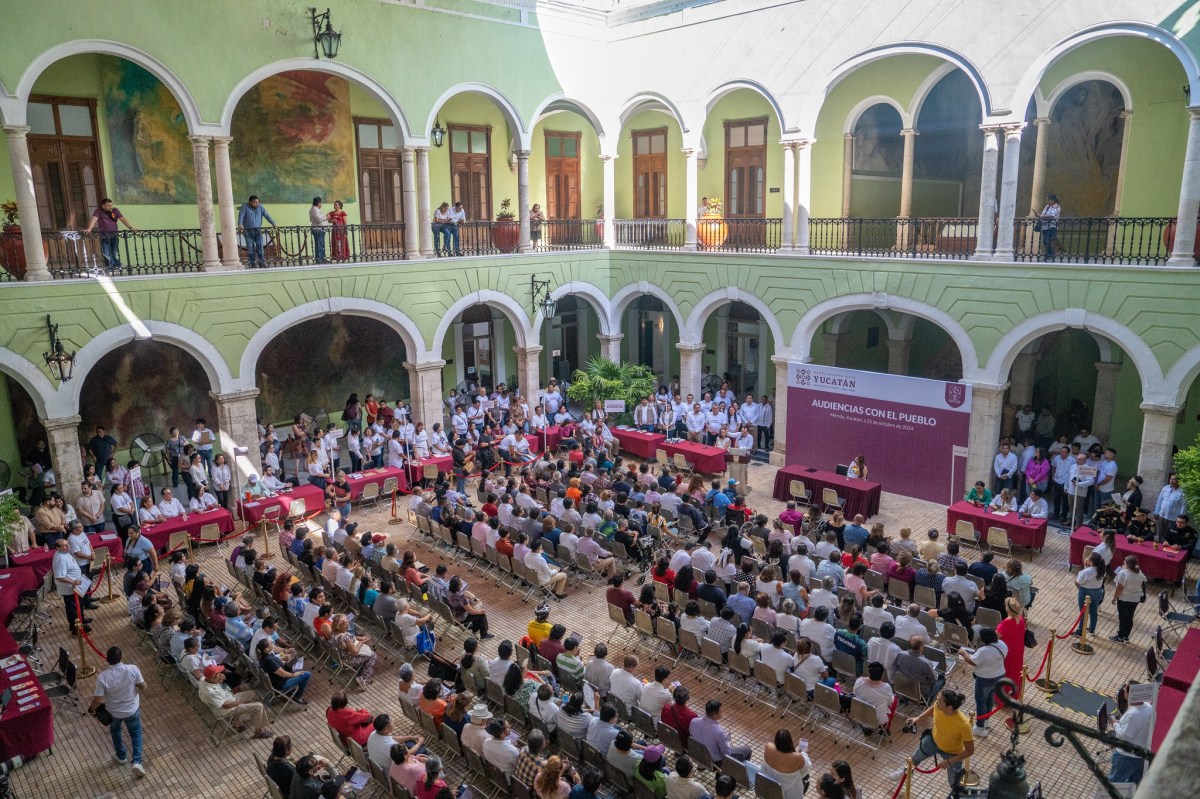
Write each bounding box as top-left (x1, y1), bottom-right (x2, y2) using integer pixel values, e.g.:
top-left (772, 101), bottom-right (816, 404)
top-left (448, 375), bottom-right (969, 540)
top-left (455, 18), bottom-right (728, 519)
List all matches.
top-left (978, 123), bottom-right (1004, 135)
top-left (210, 136), bottom-right (233, 146)
top-left (515, 149), bottom-right (532, 160)
top-left (598, 333), bottom-right (624, 342)
top-left (681, 147), bottom-right (698, 158)
top-left (963, 380), bottom-right (1010, 396)
top-left (2, 125), bottom-right (30, 138)
top-left (1186, 106), bottom-right (1200, 120)
top-left (781, 138), bottom-right (814, 150)
top-left (900, 128), bottom-right (919, 138)
top-left (188, 134), bottom-right (213, 146)
top-left (843, 132), bottom-right (855, 141)
top-left (885, 335), bottom-right (913, 348)
top-left (676, 342), bottom-right (705, 354)
top-left (599, 153), bottom-right (618, 163)
top-left (404, 359), bottom-right (447, 373)
top-left (770, 354), bottom-right (797, 366)
top-left (401, 147), bottom-right (416, 161)
top-left (513, 344), bottom-right (544, 356)
top-left (41, 415), bottom-right (82, 431)
top-left (1033, 117), bottom-right (1053, 127)
top-left (1140, 402), bottom-right (1182, 416)
top-left (210, 388), bottom-right (260, 404)
top-left (1001, 122), bottom-right (1025, 138)
top-left (1094, 360), bottom-right (1123, 374)
top-left (1118, 110), bottom-right (1133, 121)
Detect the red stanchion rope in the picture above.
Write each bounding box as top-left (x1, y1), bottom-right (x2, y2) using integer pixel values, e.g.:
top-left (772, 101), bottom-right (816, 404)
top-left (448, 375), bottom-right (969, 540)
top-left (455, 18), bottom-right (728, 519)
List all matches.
top-left (93, 556), bottom-right (109, 589)
top-left (74, 594), bottom-right (108, 659)
top-left (889, 771), bottom-right (908, 799)
top-left (1025, 643), bottom-right (1053, 683)
top-left (1055, 604), bottom-right (1088, 639)
top-left (912, 763), bottom-right (941, 774)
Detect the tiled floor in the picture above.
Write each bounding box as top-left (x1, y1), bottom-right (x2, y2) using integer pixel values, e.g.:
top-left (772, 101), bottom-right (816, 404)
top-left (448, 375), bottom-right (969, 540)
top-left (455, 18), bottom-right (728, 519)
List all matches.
top-left (10, 458), bottom-right (1194, 799)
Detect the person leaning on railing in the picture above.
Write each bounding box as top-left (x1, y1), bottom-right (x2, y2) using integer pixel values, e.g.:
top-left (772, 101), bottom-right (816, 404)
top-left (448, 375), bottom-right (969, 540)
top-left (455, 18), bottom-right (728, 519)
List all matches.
top-left (82, 198), bottom-right (138, 271)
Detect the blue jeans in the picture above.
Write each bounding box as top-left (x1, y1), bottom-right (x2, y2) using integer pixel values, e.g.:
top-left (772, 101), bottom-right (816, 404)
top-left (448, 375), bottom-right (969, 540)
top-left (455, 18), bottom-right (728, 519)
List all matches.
top-left (313, 229), bottom-right (327, 263)
top-left (110, 709), bottom-right (144, 764)
top-left (198, 448), bottom-right (213, 476)
top-left (912, 731), bottom-right (963, 789)
top-left (1041, 227), bottom-right (1057, 261)
top-left (280, 671), bottom-right (311, 700)
top-left (245, 230), bottom-right (266, 266)
top-left (1077, 586), bottom-right (1104, 634)
top-left (83, 523), bottom-right (104, 534)
top-left (1109, 752), bottom-right (1144, 785)
top-left (100, 235), bottom-right (121, 270)
top-left (974, 675), bottom-right (1000, 728)
top-left (445, 224), bottom-right (461, 255)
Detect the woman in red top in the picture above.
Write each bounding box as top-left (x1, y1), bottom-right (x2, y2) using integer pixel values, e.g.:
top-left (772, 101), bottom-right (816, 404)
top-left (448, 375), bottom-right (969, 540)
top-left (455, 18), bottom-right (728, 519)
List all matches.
top-left (651, 556), bottom-right (675, 586)
top-left (659, 685), bottom-right (699, 745)
top-left (328, 199), bottom-right (349, 260)
top-left (414, 755), bottom-right (448, 799)
top-left (402, 551), bottom-right (428, 587)
top-left (996, 596), bottom-right (1026, 684)
top-left (365, 394), bottom-right (379, 426)
top-left (326, 691), bottom-right (374, 746)
top-left (886, 551), bottom-right (918, 588)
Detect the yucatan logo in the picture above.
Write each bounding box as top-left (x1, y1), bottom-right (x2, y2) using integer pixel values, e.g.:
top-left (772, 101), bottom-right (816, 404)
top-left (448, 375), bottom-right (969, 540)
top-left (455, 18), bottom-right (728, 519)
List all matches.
top-left (795, 368), bottom-right (811, 386)
top-left (945, 384), bottom-right (966, 408)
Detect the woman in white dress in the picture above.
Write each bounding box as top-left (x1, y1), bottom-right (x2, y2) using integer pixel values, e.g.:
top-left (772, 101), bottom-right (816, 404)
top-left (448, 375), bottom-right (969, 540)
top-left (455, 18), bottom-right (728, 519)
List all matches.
top-left (759, 729), bottom-right (811, 799)
top-left (210, 453), bottom-right (232, 508)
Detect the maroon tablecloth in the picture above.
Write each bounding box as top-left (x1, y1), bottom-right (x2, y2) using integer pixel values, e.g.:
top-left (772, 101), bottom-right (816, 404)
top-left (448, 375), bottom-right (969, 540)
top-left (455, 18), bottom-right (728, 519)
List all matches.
top-left (534, 426), bottom-right (566, 454)
top-left (140, 508), bottom-right (236, 550)
top-left (4, 532), bottom-right (125, 582)
top-left (0, 568), bottom-right (39, 625)
top-left (238, 484), bottom-right (327, 525)
top-left (946, 501), bottom-right (1048, 550)
top-left (772, 465), bottom-right (882, 519)
top-left (0, 654), bottom-right (54, 759)
top-left (1153, 683), bottom-right (1188, 751)
top-left (617, 429), bottom-right (667, 459)
top-left (407, 455), bottom-right (453, 486)
top-left (1163, 628), bottom-right (1200, 692)
top-left (345, 466), bottom-right (409, 498)
top-left (1070, 526), bottom-right (1189, 583)
top-left (0, 627), bottom-right (17, 659)
top-left (662, 440), bottom-right (726, 474)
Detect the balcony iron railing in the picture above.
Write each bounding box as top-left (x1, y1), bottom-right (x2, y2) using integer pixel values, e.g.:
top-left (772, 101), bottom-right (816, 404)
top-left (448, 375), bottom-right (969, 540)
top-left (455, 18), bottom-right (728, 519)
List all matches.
top-left (614, 218), bottom-right (687, 249)
top-left (240, 223), bottom-right (408, 267)
top-left (1009, 216), bottom-right (1176, 265)
top-left (537, 218), bottom-right (604, 251)
top-left (43, 229), bottom-right (206, 277)
top-left (808, 217), bottom-right (979, 259)
top-left (697, 217), bottom-right (783, 253)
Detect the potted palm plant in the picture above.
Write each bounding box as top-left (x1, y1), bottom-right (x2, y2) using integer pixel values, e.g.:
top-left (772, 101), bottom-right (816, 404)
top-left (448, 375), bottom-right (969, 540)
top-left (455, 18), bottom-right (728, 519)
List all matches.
top-left (565, 356), bottom-right (657, 427)
top-left (0, 492), bottom-right (22, 568)
top-left (697, 196), bottom-right (727, 248)
top-left (491, 198), bottom-right (520, 253)
top-left (1, 200), bottom-right (26, 280)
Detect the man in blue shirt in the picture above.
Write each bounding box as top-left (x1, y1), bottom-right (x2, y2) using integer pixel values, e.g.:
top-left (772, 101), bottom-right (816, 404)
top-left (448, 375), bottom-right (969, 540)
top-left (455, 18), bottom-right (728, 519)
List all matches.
top-left (725, 582), bottom-right (756, 625)
top-left (1153, 472), bottom-right (1186, 541)
top-left (236, 195), bottom-right (277, 267)
top-left (843, 514), bottom-right (870, 549)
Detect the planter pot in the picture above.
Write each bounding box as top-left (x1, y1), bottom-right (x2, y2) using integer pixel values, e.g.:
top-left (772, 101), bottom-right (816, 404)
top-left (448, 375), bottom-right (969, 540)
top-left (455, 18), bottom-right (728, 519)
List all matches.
top-left (595, 220), bottom-right (605, 242)
top-left (491, 219), bottom-right (520, 253)
top-left (697, 214), bottom-right (727, 248)
top-left (1, 224), bottom-right (27, 280)
top-left (1162, 218), bottom-right (1200, 261)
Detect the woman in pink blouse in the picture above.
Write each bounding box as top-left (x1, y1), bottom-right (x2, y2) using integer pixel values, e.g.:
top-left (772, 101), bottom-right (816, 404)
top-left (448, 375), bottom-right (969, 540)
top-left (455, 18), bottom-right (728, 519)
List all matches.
top-left (1024, 447), bottom-right (1051, 496)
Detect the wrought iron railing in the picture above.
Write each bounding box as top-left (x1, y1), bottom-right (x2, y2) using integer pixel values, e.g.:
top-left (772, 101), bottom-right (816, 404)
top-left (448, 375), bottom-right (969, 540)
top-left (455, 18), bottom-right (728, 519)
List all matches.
top-left (537, 218), bottom-right (604, 251)
top-left (613, 218), bottom-right (687, 249)
top-left (697, 217), bottom-right (783, 253)
top-left (41, 229), bottom-right (205, 277)
top-left (808, 217), bottom-right (979, 259)
top-left (238, 222), bottom-right (409, 268)
top-left (1010, 216), bottom-right (1176, 265)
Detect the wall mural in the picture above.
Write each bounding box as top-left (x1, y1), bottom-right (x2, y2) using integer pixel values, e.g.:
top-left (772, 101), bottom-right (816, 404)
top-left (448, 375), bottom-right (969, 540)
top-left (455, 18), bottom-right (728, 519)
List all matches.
top-left (1044, 80), bottom-right (1125, 218)
top-left (852, 104), bottom-right (904, 174)
top-left (255, 316), bottom-right (410, 424)
top-left (230, 71), bottom-right (356, 203)
top-left (101, 58), bottom-right (195, 204)
top-left (5, 376), bottom-right (44, 471)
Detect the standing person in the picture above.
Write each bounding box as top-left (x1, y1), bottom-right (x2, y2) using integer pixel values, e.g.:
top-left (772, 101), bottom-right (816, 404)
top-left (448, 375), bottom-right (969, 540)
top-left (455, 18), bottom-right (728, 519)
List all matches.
top-left (192, 418), bottom-right (215, 477)
top-left (1108, 684), bottom-right (1153, 785)
top-left (87, 426), bottom-right (118, 481)
top-left (449, 201), bottom-right (466, 255)
top-left (82, 198), bottom-right (138, 271)
top-left (210, 453), bottom-right (232, 509)
top-left (1075, 553), bottom-right (1106, 637)
top-left (53, 537), bottom-right (96, 633)
top-left (1037, 194), bottom-right (1061, 261)
top-left (529, 204), bottom-right (545, 250)
top-left (237, 195), bottom-right (277, 268)
top-left (88, 646), bottom-right (147, 778)
top-left (896, 689), bottom-right (974, 791)
top-left (1152, 472), bottom-right (1186, 542)
top-left (959, 628), bottom-right (1006, 738)
top-left (328, 199), bottom-right (349, 261)
top-left (757, 395), bottom-right (774, 451)
top-left (344, 394), bottom-right (362, 434)
top-left (1110, 555), bottom-right (1147, 644)
top-left (1050, 445), bottom-right (1073, 522)
top-left (1066, 453), bottom-right (1094, 530)
top-left (166, 426), bottom-right (186, 488)
top-left (309, 197), bottom-right (328, 264)
top-left (433, 203), bottom-right (453, 256)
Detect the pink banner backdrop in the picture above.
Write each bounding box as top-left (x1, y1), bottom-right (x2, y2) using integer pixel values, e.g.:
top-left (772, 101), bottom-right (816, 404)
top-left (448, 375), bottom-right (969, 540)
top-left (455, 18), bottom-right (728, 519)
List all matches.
top-left (785, 364), bottom-right (972, 504)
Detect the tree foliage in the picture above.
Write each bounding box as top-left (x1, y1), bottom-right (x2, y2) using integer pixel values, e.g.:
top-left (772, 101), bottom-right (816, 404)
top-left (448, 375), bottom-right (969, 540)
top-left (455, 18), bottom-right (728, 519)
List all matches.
top-left (1173, 435), bottom-right (1200, 517)
top-left (565, 356), bottom-right (657, 424)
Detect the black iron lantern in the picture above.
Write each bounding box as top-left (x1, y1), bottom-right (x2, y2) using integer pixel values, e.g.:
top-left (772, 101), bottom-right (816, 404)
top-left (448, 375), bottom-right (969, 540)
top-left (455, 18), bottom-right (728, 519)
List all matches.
top-left (309, 8), bottom-right (342, 59)
top-left (43, 315), bottom-right (75, 383)
top-left (431, 118), bottom-right (447, 148)
top-left (532, 276), bottom-right (557, 319)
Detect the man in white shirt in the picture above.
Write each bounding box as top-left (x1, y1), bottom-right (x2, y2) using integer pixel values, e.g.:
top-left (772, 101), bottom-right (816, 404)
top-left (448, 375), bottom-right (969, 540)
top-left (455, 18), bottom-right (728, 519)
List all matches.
top-left (584, 644), bottom-right (614, 696)
top-left (157, 488), bottom-right (188, 520)
top-left (866, 622), bottom-right (903, 678)
top-left (1109, 689), bottom-right (1154, 784)
top-left (851, 662), bottom-right (896, 728)
top-left (788, 547), bottom-right (816, 584)
top-left (634, 398), bottom-right (657, 432)
top-left (609, 655), bottom-right (644, 707)
top-left (89, 646), bottom-right (147, 776)
top-left (1066, 453), bottom-right (1095, 529)
top-left (669, 544), bottom-right (695, 574)
top-left (684, 404), bottom-right (707, 443)
top-left (198, 664), bottom-right (271, 738)
top-left (1050, 445), bottom-right (1074, 521)
top-left (1092, 448), bottom-right (1119, 514)
top-left (862, 594), bottom-right (892, 631)
top-left (893, 605), bottom-right (931, 644)
top-left (460, 707), bottom-right (492, 756)
top-left (54, 538), bottom-right (94, 631)
top-left (704, 410), bottom-right (724, 446)
top-left (993, 443), bottom-right (1018, 493)
top-left (1072, 427), bottom-right (1101, 453)
top-left (690, 541), bottom-right (716, 574)
top-left (759, 633), bottom-right (797, 683)
top-left (511, 431), bottom-right (534, 462)
top-left (482, 718), bottom-right (521, 777)
top-left (261, 467), bottom-right (289, 493)
top-left (961, 629), bottom-right (1007, 737)
top-left (798, 606), bottom-right (836, 661)
top-left (1018, 488), bottom-right (1049, 519)
top-left (638, 666), bottom-right (674, 715)
top-left (66, 521), bottom-right (95, 574)
top-left (524, 540), bottom-right (567, 596)
top-left (192, 418), bottom-right (215, 476)
top-left (941, 563), bottom-right (977, 612)
top-left (757, 395), bottom-right (774, 450)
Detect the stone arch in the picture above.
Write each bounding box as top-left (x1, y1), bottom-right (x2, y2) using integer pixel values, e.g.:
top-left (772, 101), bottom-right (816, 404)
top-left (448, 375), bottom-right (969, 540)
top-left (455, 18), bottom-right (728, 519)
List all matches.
top-left (530, 94), bottom-right (608, 151)
top-left (220, 58), bottom-right (413, 140)
top-left (704, 80), bottom-right (788, 132)
top-left (65, 321), bottom-right (235, 412)
top-left (980, 309), bottom-right (1163, 401)
top-left (425, 82), bottom-right (526, 149)
top-left (1009, 22), bottom-right (1200, 119)
top-left (683, 287), bottom-right (784, 353)
top-left (15, 40), bottom-right (204, 132)
top-left (1039, 70), bottom-right (1134, 117)
top-left (531, 281), bottom-right (614, 342)
top-left (790, 293), bottom-right (979, 379)
top-left (0, 347), bottom-right (61, 419)
top-left (431, 290), bottom-right (533, 357)
top-left (827, 309), bottom-right (901, 340)
top-left (238, 298), bottom-right (428, 382)
top-left (618, 92), bottom-right (692, 136)
top-left (908, 62), bottom-right (961, 121)
top-left (608, 282), bottom-right (687, 342)
top-left (844, 96), bottom-right (912, 134)
top-left (1164, 345), bottom-right (1200, 407)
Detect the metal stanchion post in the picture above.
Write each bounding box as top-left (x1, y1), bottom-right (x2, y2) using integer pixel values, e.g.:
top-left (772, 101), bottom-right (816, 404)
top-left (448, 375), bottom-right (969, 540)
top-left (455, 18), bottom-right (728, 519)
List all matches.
top-left (1071, 595), bottom-right (1095, 655)
top-left (75, 619), bottom-right (97, 678)
top-left (960, 712), bottom-right (980, 786)
top-left (1035, 630), bottom-right (1060, 693)
top-left (904, 758), bottom-right (913, 799)
top-left (99, 555), bottom-right (118, 604)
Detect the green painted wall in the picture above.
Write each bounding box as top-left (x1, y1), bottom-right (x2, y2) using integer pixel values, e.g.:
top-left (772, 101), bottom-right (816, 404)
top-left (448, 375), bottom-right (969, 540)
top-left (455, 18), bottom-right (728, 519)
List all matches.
top-left (0, 377), bottom-right (19, 476)
top-left (428, 93), bottom-right (519, 218)
top-left (529, 112), bottom-right (603, 219)
top-left (614, 110), bottom-right (685, 218)
top-left (698, 91), bottom-right (784, 218)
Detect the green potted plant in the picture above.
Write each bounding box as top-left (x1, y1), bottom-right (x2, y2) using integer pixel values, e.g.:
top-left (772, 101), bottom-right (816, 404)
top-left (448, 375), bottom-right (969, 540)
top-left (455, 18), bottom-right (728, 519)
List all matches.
top-left (565, 356), bottom-right (657, 427)
top-left (491, 198), bottom-right (520, 253)
top-left (0, 492), bottom-right (22, 568)
top-left (594, 203), bottom-right (605, 242)
top-left (1, 200), bottom-right (26, 280)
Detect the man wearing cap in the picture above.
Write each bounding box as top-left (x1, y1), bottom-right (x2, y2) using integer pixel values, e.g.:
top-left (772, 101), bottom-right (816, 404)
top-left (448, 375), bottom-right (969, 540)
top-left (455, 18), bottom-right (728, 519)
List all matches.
top-left (482, 718), bottom-right (521, 778)
top-left (635, 745), bottom-right (669, 794)
top-left (198, 664), bottom-right (272, 739)
top-left (460, 703), bottom-right (493, 756)
top-left (528, 604), bottom-right (553, 646)
top-left (244, 473), bottom-right (272, 498)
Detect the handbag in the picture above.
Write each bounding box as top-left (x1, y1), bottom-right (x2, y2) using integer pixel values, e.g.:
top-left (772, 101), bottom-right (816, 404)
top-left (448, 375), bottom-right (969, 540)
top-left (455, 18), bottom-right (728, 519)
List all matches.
top-left (94, 703), bottom-right (114, 725)
top-left (1033, 220), bottom-right (1044, 232)
top-left (415, 627), bottom-right (436, 655)
top-left (1024, 628), bottom-right (1038, 648)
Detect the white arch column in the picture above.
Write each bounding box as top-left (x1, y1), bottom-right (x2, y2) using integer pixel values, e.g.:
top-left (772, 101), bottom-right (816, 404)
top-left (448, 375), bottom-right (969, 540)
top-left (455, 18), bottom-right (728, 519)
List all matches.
top-left (769, 354), bottom-right (791, 465)
top-left (212, 389), bottom-right (262, 491)
top-left (1008, 351), bottom-right (1039, 409)
top-left (405, 360), bottom-right (447, 431)
top-left (189, 135), bottom-right (221, 271)
top-left (401, 148), bottom-right (420, 259)
top-left (677, 342), bottom-right (705, 401)
top-left (516, 150), bottom-right (532, 253)
top-left (1137, 403), bottom-right (1182, 499)
top-left (992, 124), bottom-right (1025, 261)
top-left (973, 127), bottom-right (1001, 260)
top-left (886, 336), bottom-right (911, 375)
top-left (416, 147), bottom-right (434, 258)
top-left (43, 415), bottom-right (83, 507)
top-left (780, 142), bottom-right (797, 251)
top-left (821, 332), bottom-right (847, 367)
top-left (683, 148), bottom-right (699, 250)
top-left (4, 126), bottom-right (50, 281)
top-left (1092, 360), bottom-right (1122, 443)
top-left (212, 136), bottom-right (241, 269)
top-left (898, 128), bottom-right (918, 218)
top-left (598, 334), bottom-right (623, 362)
top-left (1169, 107), bottom-right (1200, 265)
top-left (1028, 118), bottom-right (1051, 215)
top-left (514, 344), bottom-right (543, 400)
top-left (965, 382), bottom-right (1008, 493)
top-left (795, 140), bottom-right (814, 255)
top-left (601, 155), bottom-right (617, 248)
top-left (841, 134), bottom-right (854, 218)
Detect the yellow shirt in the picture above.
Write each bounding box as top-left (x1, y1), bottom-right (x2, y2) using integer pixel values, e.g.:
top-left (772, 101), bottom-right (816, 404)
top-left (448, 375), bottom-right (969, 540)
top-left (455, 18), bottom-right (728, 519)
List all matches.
top-left (527, 619), bottom-right (552, 645)
top-left (932, 707), bottom-right (973, 755)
